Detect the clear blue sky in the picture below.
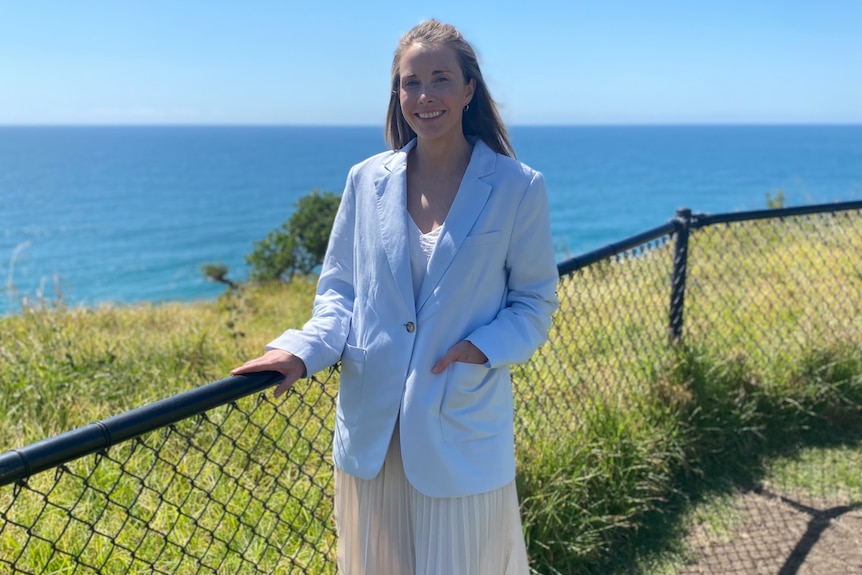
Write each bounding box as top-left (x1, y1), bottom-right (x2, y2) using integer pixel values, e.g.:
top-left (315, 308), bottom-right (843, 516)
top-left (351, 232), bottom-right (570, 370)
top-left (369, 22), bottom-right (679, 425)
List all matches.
top-left (2, 1), bottom-right (860, 125)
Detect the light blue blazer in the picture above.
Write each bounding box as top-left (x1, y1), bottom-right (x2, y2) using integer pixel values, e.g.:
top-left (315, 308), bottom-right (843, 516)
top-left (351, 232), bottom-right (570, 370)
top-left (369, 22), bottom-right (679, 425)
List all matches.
top-left (267, 138), bottom-right (559, 498)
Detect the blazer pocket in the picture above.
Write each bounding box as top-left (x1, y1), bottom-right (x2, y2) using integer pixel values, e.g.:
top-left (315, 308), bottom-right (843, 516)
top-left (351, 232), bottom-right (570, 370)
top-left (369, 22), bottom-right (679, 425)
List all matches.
top-left (337, 344), bottom-right (367, 425)
top-left (440, 361), bottom-right (506, 443)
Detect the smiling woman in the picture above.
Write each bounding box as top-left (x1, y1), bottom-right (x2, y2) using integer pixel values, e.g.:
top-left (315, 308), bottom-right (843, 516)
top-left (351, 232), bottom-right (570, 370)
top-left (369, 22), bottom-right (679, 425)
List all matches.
top-left (386, 20), bottom-right (514, 158)
top-left (397, 43), bottom-right (474, 153)
top-left (231, 19), bottom-right (559, 575)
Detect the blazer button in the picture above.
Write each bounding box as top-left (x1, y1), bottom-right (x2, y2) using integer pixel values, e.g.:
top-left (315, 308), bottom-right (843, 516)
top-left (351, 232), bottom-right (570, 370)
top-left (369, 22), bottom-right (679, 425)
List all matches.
top-left (405, 321), bottom-right (415, 333)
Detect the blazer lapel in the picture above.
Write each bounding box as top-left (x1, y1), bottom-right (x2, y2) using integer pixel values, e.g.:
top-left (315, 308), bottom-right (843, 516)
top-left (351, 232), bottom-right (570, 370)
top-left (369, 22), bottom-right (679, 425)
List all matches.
top-left (416, 140), bottom-right (495, 313)
top-left (375, 141), bottom-right (416, 314)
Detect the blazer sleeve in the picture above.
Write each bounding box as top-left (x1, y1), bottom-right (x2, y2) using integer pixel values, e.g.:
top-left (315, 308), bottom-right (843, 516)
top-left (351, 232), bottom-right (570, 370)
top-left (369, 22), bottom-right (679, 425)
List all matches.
top-left (466, 170), bottom-right (559, 368)
top-left (265, 167), bottom-right (357, 376)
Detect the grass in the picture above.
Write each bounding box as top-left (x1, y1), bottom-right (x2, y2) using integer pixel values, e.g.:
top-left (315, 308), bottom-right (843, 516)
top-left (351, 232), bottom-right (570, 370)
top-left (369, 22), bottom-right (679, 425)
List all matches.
top-left (1, 209), bottom-right (861, 574)
top-left (512, 213), bottom-right (862, 574)
top-left (0, 280), bottom-right (337, 574)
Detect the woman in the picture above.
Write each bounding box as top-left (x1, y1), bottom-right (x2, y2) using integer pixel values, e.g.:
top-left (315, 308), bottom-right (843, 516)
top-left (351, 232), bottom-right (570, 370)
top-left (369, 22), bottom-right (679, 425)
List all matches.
top-left (233, 19), bottom-right (559, 575)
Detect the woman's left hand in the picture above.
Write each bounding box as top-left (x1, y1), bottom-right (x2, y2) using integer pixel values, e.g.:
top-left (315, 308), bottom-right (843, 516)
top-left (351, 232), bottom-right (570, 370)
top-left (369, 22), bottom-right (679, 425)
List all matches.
top-left (431, 340), bottom-right (489, 374)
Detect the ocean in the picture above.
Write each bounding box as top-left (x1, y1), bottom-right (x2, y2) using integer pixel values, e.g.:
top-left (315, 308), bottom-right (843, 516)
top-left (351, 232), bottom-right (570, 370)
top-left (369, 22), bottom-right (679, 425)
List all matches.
top-left (1, 125), bottom-right (861, 316)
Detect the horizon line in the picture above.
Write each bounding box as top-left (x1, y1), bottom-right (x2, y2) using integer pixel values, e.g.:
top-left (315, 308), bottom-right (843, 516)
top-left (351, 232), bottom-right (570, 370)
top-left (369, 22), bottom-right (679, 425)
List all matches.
top-left (1, 121), bottom-right (861, 128)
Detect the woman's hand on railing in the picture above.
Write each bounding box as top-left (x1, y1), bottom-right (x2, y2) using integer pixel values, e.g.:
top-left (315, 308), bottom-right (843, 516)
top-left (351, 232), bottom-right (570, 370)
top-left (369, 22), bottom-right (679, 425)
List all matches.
top-left (231, 349), bottom-right (307, 398)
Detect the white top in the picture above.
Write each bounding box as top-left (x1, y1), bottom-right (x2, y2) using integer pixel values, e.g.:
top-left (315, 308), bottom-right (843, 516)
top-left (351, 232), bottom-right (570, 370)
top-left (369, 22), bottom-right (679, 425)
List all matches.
top-left (407, 218), bottom-right (441, 303)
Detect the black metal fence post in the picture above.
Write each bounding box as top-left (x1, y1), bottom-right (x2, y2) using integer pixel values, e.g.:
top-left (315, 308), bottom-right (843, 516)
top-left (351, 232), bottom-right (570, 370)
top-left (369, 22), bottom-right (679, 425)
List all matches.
top-left (669, 208), bottom-right (692, 343)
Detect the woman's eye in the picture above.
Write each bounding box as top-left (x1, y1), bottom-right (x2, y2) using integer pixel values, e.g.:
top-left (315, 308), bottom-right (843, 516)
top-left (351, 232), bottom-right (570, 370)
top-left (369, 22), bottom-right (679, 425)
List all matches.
top-left (435, 77), bottom-right (449, 83)
top-left (403, 80), bottom-right (419, 88)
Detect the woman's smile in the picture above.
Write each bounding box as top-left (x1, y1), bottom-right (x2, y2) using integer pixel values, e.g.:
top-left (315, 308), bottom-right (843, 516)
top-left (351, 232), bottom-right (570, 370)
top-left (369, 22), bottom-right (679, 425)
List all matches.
top-left (417, 110), bottom-right (445, 120)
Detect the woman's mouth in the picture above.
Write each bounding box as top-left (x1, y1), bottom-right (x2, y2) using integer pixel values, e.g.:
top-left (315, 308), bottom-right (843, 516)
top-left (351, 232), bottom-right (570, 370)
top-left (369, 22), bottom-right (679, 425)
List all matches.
top-left (417, 111), bottom-right (444, 119)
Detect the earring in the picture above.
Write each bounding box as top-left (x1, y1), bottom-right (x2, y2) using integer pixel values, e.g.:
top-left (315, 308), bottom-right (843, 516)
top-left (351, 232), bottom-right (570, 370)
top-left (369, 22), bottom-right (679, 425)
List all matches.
top-left (464, 104), bottom-right (470, 112)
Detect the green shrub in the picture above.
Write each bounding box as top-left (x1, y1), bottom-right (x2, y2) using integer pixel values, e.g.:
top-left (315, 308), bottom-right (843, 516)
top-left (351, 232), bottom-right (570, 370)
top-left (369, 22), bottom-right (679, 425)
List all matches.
top-left (245, 189), bottom-right (340, 283)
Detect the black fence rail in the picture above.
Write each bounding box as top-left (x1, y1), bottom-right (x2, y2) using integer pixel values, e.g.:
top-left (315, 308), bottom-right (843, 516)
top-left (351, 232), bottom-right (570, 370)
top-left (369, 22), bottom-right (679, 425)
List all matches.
top-left (0, 370), bottom-right (339, 574)
top-left (2, 200), bottom-right (861, 574)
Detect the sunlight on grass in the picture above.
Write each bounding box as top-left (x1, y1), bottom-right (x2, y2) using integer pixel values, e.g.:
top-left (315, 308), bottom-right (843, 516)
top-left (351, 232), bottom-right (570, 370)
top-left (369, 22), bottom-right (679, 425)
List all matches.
top-left (1, 210), bottom-right (860, 574)
top-left (765, 445), bottom-right (862, 501)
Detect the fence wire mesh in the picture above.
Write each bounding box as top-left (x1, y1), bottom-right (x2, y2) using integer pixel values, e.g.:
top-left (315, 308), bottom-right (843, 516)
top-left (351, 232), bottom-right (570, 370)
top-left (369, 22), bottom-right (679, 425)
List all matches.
top-left (1, 202), bottom-right (860, 574)
top-left (674, 209), bottom-right (862, 575)
top-left (515, 234), bottom-right (677, 441)
top-left (1, 374), bottom-right (339, 574)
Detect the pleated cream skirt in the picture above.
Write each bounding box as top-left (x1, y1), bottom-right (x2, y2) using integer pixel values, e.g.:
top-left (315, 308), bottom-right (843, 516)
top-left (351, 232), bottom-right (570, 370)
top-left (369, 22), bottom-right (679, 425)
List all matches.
top-left (334, 423), bottom-right (530, 575)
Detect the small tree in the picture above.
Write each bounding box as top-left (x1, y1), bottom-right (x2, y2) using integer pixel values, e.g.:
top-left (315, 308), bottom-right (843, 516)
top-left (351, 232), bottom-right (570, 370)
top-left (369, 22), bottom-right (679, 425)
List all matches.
top-left (246, 189), bottom-right (341, 282)
top-left (201, 263), bottom-right (239, 290)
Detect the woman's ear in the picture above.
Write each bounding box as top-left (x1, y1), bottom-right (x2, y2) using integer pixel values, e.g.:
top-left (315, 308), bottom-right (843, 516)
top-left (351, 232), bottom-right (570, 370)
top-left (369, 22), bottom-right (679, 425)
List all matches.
top-left (464, 78), bottom-right (476, 105)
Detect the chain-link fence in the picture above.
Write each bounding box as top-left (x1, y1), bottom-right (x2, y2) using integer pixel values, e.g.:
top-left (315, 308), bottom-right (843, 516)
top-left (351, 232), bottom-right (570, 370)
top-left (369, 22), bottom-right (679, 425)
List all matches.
top-left (2, 200), bottom-right (861, 574)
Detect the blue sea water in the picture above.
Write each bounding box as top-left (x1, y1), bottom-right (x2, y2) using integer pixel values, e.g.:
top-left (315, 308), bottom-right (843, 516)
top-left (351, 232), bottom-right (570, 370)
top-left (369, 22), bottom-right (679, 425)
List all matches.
top-left (1, 125), bottom-right (861, 315)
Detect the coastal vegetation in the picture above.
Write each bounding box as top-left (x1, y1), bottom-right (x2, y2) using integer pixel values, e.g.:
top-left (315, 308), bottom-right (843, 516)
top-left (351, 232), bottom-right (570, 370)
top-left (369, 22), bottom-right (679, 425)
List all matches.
top-left (202, 189), bottom-right (340, 287)
top-left (1, 209), bottom-right (861, 573)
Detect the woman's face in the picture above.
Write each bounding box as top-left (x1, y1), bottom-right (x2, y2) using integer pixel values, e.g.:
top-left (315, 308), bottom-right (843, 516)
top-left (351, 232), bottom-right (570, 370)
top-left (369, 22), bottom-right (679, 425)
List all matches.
top-left (398, 42), bottom-right (475, 146)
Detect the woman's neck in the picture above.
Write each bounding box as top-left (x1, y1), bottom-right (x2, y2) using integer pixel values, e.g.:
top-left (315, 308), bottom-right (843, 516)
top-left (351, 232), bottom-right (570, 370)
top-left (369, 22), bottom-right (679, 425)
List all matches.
top-left (412, 135), bottom-right (473, 175)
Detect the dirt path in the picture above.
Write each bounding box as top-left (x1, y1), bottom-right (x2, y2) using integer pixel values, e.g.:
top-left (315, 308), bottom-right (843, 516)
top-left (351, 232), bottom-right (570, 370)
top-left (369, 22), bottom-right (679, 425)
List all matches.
top-left (680, 489), bottom-right (862, 574)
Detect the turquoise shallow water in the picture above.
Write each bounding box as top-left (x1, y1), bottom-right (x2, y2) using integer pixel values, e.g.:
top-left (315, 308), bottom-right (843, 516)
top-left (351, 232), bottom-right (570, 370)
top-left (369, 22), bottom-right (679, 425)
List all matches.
top-left (1, 125), bottom-right (860, 315)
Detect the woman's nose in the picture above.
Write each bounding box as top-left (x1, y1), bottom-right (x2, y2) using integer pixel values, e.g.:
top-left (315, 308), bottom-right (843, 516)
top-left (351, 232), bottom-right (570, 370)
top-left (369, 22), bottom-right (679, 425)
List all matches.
top-left (418, 86), bottom-right (435, 102)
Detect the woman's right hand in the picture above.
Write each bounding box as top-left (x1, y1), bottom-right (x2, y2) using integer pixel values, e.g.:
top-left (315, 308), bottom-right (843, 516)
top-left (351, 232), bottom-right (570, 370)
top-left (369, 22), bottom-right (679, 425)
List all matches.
top-left (231, 349), bottom-right (307, 398)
